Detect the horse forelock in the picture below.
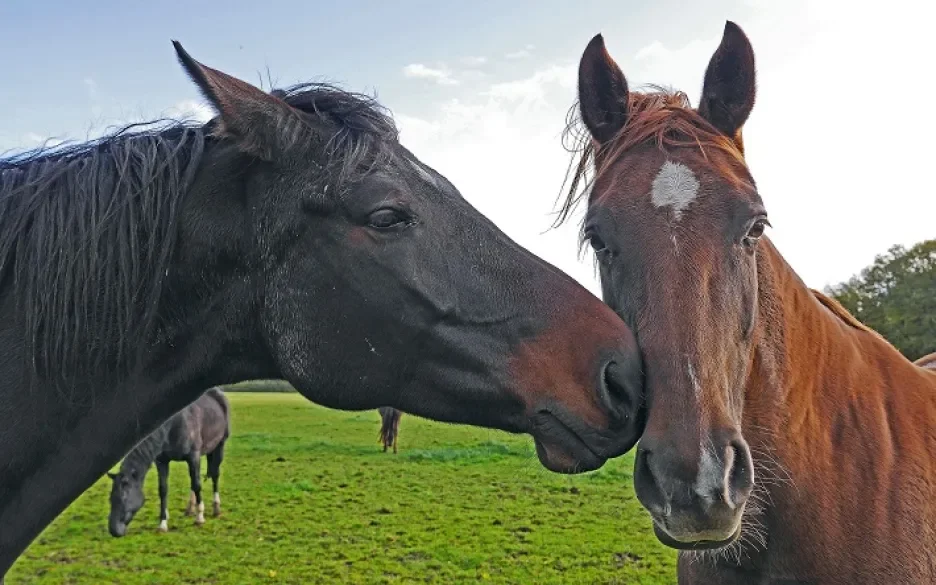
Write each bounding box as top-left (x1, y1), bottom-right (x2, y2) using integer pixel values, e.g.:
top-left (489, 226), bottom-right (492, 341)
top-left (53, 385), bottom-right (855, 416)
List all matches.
top-left (555, 86), bottom-right (749, 230)
top-left (277, 82), bottom-right (400, 188)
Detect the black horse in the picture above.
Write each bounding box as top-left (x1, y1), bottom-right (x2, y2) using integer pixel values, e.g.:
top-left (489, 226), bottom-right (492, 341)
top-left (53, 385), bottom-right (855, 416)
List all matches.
top-left (108, 388), bottom-right (230, 537)
top-left (0, 42), bottom-right (644, 576)
top-left (378, 407), bottom-right (403, 454)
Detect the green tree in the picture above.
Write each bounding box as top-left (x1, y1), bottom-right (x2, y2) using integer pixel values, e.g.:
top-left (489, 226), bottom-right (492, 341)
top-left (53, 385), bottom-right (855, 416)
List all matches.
top-left (826, 239), bottom-right (936, 361)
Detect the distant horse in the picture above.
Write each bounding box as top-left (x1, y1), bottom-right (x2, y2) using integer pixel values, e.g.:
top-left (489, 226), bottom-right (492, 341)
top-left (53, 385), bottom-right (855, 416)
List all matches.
top-left (563, 21), bottom-right (936, 584)
top-left (378, 407), bottom-right (402, 453)
top-left (0, 41), bottom-right (644, 574)
top-left (916, 352), bottom-right (936, 370)
top-left (108, 388), bottom-right (230, 536)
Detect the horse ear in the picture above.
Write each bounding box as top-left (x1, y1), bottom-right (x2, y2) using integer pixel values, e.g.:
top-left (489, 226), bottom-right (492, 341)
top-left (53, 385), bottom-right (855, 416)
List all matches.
top-left (171, 41), bottom-right (305, 160)
top-left (578, 33), bottom-right (629, 145)
top-left (698, 21), bottom-right (756, 149)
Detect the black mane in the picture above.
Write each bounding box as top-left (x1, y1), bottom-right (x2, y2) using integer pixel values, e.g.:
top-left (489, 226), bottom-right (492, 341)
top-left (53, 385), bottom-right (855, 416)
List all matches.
top-left (0, 82), bottom-right (398, 393)
top-left (276, 82), bottom-right (399, 184)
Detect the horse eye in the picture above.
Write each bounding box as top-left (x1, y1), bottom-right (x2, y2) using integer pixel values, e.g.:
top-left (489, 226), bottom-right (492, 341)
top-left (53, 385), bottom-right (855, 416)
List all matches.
top-left (588, 234), bottom-right (609, 255)
top-left (743, 218), bottom-right (769, 248)
top-left (368, 208), bottom-right (409, 230)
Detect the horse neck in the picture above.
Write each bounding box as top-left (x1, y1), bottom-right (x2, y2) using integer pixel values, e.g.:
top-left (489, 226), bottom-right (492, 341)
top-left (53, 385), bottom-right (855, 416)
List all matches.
top-left (744, 237), bottom-right (936, 468)
top-left (120, 422), bottom-right (170, 477)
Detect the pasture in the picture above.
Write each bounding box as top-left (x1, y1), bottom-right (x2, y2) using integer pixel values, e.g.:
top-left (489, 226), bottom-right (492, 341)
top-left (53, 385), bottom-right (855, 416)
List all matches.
top-left (9, 393), bottom-right (677, 584)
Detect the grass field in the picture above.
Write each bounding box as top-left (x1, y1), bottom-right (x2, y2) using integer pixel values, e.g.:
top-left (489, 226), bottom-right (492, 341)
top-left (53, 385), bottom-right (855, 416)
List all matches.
top-left (9, 393), bottom-right (677, 584)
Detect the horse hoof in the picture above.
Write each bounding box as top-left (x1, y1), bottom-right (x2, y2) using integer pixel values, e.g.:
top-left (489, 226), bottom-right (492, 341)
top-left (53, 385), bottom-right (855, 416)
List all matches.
top-left (195, 514), bottom-right (206, 526)
top-left (158, 522), bottom-right (168, 533)
top-left (213, 506), bottom-right (222, 517)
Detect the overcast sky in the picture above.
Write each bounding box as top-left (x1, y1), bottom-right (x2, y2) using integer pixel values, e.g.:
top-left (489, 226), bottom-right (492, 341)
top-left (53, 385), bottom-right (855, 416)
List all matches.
top-left (1, 0), bottom-right (931, 294)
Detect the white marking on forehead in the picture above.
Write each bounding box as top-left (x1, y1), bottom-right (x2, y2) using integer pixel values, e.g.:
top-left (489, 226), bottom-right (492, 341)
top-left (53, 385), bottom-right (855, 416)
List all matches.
top-left (407, 158), bottom-right (439, 189)
top-left (651, 160), bottom-right (700, 220)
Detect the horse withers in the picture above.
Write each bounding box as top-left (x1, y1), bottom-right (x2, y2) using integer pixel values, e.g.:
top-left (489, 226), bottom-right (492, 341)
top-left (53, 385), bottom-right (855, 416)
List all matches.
top-left (563, 21), bottom-right (936, 584)
top-left (108, 387), bottom-right (230, 537)
top-left (0, 41), bottom-right (644, 574)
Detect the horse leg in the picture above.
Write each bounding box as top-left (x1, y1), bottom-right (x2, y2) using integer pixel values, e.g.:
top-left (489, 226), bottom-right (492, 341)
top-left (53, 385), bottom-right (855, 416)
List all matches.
top-left (156, 459), bottom-right (170, 533)
top-left (392, 433), bottom-right (398, 454)
top-left (184, 490), bottom-right (196, 516)
top-left (186, 453), bottom-right (205, 525)
top-left (207, 442), bottom-right (225, 517)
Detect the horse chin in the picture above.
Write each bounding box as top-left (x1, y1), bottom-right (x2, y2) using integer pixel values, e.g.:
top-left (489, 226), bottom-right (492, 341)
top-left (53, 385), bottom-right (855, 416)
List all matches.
top-left (532, 413), bottom-right (607, 473)
top-left (108, 522), bottom-right (128, 538)
top-left (651, 521), bottom-right (742, 551)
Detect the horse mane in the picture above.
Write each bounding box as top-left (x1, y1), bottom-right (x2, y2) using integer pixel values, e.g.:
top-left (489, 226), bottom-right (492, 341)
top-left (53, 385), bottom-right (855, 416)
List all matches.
top-left (555, 86), bottom-right (748, 227)
top-left (121, 420), bottom-right (172, 474)
top-left (809, 288), bottom-right (878, 334)
top-left (0, 82), bottom-right (398, 393)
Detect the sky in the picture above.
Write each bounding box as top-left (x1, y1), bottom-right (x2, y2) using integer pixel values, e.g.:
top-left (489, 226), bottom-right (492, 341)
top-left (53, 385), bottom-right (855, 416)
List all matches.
top-left (1, 0), bottom-right (932, 294)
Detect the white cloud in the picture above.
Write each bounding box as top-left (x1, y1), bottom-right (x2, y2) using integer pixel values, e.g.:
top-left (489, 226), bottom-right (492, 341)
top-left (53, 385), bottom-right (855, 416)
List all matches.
top-left (163, 99), bottom-right (215, 122)
top-left (564, 0), bottom-right (932, 289)
top-left (24, 133), bottom-right (51, 145)
top-left (397, 62), bottom-right (599, 294)
top-left (393, 0), bottom-right (933, 298)
top-left (83, 77), bottom-right (98, 99)
top-left (0, 133), bottom-right (66, 154)
top-left (0, 99), bottom-right (216, 154)
top-left (505, 45), bottom-right (535, 60)
top-left (402, 63), bottom-right (459, 86)
top-left (461, 56), bottom-right (488, 67)
top-left (484, 64), bottom-right (575, 106)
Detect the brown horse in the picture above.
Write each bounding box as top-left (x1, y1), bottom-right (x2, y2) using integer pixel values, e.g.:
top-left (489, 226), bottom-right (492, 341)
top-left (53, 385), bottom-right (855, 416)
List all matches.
top-left (562, 21), bottom-right (936, 584)
top-left (378, 407), bottom-right (403, 454)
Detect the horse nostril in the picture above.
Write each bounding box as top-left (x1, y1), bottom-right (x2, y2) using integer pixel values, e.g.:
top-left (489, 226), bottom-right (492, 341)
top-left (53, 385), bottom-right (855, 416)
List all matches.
top-left (633, 447), bottom-right (666, 514)
top-left (727, 438), bottom-right (754, 505)
top-left (601, 360), bottom-right (637, 420)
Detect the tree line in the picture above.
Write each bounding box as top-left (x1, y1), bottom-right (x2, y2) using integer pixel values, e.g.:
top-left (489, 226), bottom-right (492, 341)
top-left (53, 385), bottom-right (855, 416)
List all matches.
top-left (826, 239), bottom-right (935, 361)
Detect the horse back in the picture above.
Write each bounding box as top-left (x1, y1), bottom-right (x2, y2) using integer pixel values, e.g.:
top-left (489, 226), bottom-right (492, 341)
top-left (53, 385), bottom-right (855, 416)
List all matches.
top-left (201, 387), bottom-right (231, 437)
top-left (179, 387), bottom-right (230, 455)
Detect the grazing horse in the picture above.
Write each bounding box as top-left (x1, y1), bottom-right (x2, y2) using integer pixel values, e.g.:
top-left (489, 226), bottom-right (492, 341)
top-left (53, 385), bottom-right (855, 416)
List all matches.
top-left (562, 21), bottom-right (936, 584)
top-left (107, 388), bottom-right (230, 537)
top-left (378, 407), bottom-right (403, 453)
top-left (0, 42), bottom-right (645, 575)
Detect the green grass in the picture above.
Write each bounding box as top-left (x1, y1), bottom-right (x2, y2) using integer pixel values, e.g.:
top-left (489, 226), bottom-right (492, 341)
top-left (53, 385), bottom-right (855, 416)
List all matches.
top-left (9, 393), bottom-right (677, 584)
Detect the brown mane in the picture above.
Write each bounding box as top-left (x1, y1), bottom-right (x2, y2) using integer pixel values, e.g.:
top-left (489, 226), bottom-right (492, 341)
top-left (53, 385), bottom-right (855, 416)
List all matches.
top-left (809, 289), bottom-right (876, 333)
top-left (557, 87), bottom-right (748, 226)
